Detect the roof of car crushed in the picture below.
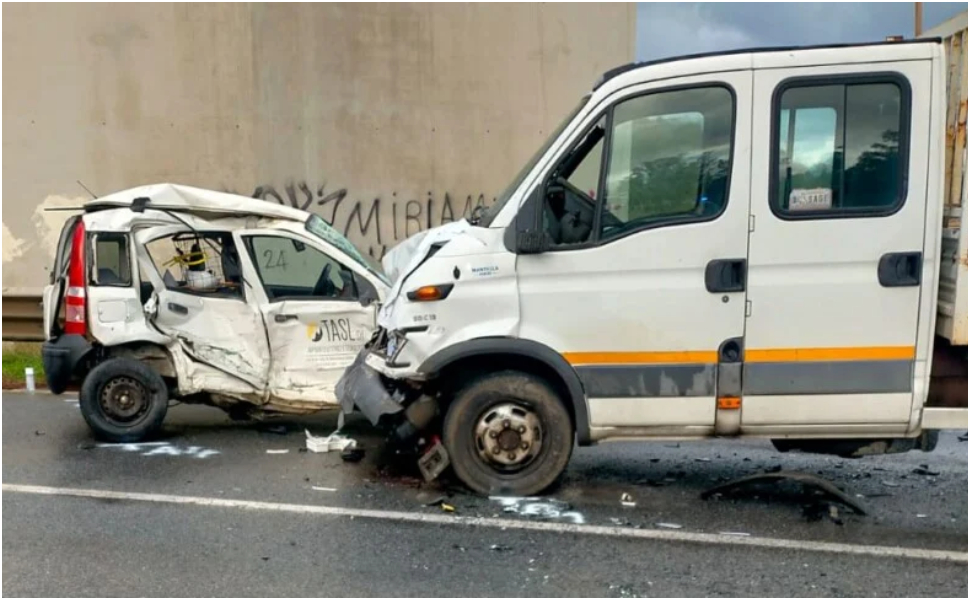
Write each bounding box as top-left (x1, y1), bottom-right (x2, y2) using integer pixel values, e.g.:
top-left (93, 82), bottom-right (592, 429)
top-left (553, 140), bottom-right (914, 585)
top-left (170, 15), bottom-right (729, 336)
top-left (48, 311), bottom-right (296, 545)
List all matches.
top-left (83, 183), bottom-right (309, 222)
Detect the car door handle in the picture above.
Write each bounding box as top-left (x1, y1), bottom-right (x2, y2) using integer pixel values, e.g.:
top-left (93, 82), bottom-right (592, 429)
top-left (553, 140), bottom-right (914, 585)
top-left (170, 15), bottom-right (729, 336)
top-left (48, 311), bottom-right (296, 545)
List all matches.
top-left (274, 313), bottom-right (299, 323)
top-left (878, 252), bottom-right (922, 287)
top-left (167, 302), bottom-right (189, 315)
top-left (705, 259), bottom-right (746, 293)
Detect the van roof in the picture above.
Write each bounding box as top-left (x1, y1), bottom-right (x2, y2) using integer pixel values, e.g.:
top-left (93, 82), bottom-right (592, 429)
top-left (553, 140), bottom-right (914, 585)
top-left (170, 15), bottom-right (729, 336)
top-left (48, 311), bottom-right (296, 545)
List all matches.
top-left (593, 37), bottom-right (943, 90)
top-left (84, 183), bottom-right (309, 222)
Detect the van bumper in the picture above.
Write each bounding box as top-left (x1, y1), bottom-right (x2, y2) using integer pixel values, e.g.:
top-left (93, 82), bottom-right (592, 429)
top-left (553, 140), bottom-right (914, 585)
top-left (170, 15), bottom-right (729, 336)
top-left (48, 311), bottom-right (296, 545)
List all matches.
top-left (335, 349), bottom-right (406, 425)
top-left (41, 334), bottom-right (91, 394)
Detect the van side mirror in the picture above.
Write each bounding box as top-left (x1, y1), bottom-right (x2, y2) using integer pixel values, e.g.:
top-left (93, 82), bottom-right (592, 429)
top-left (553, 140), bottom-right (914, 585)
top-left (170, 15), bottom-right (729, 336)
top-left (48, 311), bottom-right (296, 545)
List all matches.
top-left (516, 230), bottom-right (551, 255)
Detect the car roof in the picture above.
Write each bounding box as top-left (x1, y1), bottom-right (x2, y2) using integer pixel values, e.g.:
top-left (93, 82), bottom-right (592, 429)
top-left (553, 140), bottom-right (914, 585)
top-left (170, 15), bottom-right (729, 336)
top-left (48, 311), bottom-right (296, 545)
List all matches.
top-left (83, 183), bottom-right (309, 222)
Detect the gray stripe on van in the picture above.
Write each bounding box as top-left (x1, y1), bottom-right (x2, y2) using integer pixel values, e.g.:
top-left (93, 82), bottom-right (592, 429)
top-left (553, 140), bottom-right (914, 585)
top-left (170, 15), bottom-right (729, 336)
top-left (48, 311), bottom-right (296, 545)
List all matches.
top-left (576, 364), bottom-right (716, 398)
top-left (743, 360), bottom-right (913, 395)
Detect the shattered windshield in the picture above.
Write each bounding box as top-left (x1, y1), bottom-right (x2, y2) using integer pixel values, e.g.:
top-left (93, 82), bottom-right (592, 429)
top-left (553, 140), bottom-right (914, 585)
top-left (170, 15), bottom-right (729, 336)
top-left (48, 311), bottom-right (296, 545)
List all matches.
top-left (305, 214), bottom-right (389, 286)
top-left (476, 95), bottom-right (590, 227)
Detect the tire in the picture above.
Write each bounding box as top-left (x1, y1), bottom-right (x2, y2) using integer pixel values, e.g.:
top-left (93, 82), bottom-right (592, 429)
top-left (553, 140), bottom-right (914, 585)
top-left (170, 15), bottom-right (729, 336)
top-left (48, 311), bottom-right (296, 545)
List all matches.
top-left (79, 358), bottom-right (169, 443)
top-left (442, 370), bottom-right (574, 496)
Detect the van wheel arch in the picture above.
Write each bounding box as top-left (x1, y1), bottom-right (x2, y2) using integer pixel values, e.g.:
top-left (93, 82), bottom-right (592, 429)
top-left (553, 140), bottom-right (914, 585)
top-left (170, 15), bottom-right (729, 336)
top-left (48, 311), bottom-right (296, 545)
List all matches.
top-left (102, 342), bottom-right (178, 386)
top-left (419, 338), bottom-right (592, 445)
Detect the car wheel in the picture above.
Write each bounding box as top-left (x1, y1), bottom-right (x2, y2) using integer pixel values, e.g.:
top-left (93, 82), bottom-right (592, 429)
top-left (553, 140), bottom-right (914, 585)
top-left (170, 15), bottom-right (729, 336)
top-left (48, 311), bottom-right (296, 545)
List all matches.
top-left (79, 358), bottom-right (169, 443)
top-left (442, 370), bottom-right (573, 496)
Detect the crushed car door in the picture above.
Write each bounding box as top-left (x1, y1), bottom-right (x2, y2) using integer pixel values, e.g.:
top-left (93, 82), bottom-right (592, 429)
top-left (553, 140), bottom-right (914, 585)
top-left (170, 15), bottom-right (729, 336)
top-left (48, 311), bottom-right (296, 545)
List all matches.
top-left (239, 231), bottom-right (381, 404)
top-left (135, 226), bottom-right (271, 390)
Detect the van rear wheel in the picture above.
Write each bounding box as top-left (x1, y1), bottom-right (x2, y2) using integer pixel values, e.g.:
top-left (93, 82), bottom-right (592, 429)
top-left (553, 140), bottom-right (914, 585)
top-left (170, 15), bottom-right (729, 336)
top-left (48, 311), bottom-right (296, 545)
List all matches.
top-left (79, 358), bottom-right (169, 443)
top-left (442, 371), bottom-right (573, 496)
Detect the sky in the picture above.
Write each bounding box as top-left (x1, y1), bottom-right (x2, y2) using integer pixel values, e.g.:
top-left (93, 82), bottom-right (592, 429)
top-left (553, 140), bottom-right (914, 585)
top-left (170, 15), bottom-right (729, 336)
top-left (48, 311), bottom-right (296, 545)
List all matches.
top-left (636, 2), bottom-right (967, 61)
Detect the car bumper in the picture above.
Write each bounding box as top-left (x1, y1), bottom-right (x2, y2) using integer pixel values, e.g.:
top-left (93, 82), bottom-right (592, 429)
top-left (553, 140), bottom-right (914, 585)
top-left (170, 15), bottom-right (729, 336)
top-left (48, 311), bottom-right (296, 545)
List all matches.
top-left (334, 349), bottom-right (407, 426)
top-left (41, 334), bottom-right (92, 394)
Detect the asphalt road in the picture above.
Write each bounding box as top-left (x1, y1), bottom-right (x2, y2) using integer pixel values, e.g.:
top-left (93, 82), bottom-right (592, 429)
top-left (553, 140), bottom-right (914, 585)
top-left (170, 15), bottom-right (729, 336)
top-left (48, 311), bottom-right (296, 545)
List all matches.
top-left (2, 391), bottom-right (967, 597)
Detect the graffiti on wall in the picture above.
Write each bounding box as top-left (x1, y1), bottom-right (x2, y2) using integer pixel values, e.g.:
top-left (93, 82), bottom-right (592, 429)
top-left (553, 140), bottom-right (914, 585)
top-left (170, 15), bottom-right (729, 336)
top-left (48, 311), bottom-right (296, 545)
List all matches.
top-left (227, 181), bottom-right (496, 259)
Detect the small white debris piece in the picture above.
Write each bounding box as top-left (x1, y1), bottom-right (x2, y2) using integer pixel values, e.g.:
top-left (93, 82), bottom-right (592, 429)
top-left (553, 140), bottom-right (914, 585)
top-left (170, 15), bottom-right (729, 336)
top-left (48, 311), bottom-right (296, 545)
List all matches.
top-left (311, 486), bottom-right (337, 492)
top-left (305, 428), bottom-right (356, 453)
top-left (718, 531), bottom-right (751, 537)
top-left (266, 449), bottom-right (289, 454)
top-left (620, 492), bottom-right (637, 508)
top-left (655, 522), bottom-right (683, 529)
top-left (916, 513), bottom-right (928, 518)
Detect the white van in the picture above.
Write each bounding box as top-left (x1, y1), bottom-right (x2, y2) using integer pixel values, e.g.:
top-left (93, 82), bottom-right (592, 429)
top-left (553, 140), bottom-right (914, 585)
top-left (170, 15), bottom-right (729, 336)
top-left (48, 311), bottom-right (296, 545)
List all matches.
top-left (42, 184), bottom-right (389, 441)
top-left (337, 38), bottom-right (969, 496)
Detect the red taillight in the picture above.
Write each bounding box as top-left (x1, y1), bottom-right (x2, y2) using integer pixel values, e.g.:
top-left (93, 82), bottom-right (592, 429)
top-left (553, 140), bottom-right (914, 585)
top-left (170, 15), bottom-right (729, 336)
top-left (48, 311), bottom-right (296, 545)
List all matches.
top-left (64, 221), bottom-right (87, 336)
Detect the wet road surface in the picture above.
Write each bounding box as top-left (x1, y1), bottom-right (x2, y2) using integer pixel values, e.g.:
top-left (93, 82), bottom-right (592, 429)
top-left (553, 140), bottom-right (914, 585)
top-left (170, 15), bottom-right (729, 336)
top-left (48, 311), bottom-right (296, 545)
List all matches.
top-left (3, 392), bottom-right (967, 597)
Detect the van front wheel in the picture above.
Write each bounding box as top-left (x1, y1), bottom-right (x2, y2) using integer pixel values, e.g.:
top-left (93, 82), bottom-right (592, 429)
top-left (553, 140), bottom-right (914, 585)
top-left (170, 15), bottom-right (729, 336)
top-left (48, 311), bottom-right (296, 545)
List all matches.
top-left (79, 358), bottom-right (169, 443)
top-left (442, 371), bottom-right (574, 496)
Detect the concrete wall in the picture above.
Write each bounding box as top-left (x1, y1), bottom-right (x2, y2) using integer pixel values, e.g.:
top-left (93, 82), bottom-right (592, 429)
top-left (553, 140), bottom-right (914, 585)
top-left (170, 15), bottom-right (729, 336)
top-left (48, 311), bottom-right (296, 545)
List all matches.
top-left (2, 2), bottom-right (635, 291)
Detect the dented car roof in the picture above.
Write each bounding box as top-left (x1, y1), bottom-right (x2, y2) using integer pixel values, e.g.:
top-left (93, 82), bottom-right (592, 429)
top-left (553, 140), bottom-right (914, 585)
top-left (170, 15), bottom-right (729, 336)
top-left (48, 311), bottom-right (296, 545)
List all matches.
top-left (84, 183), bottom-right (309, 222)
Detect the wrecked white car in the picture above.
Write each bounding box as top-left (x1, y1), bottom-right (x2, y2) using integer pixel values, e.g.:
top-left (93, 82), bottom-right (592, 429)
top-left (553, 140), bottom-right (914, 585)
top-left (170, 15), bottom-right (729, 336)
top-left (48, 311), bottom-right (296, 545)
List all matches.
top-left (41, 183), bottom-right (389, 442)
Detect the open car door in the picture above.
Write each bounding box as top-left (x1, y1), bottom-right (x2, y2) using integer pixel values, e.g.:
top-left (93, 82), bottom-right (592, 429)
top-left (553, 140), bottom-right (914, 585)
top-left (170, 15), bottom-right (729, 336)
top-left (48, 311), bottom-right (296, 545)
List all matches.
top-left (236, 229), bottom-right (385, 405)
top-left (134, 225), bottom-right (270, 392)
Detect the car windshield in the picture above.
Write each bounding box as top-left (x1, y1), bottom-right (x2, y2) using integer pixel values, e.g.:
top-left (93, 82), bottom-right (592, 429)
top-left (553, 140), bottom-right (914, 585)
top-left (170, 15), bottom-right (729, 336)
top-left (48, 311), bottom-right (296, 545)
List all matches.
top-left (476, 95), bottom-right (590, 227)
top-left (305, 214), bottom-right (389, 286)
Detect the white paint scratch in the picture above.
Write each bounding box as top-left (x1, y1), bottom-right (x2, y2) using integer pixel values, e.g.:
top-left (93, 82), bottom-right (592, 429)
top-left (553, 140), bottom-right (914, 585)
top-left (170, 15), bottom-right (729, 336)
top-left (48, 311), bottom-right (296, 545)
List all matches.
top-left (95, 442), bottom-right (219, 458)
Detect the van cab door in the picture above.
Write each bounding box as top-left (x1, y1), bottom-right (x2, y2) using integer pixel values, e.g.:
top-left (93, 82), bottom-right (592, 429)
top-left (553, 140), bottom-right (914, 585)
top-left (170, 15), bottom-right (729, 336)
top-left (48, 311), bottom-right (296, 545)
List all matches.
top-left (742, 60), bottom-right (935, 433)
top-left (515, 70), bottom-right (753, 435)
top-left (236, 230), bottom-right (383, 404)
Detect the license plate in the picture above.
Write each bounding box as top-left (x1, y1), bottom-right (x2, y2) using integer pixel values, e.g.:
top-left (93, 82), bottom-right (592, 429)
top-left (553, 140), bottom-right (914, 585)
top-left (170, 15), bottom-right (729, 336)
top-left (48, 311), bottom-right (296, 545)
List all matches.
top-left (418, 440), bottom-right (450, 482)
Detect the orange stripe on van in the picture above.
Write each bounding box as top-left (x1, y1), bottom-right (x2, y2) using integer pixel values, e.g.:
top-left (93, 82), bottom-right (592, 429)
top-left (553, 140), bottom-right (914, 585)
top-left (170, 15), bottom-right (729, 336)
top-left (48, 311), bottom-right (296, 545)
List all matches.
top-left (563, 350), bottom-right (719, 365)
top-left (745, 346), bottom-right (915, 363)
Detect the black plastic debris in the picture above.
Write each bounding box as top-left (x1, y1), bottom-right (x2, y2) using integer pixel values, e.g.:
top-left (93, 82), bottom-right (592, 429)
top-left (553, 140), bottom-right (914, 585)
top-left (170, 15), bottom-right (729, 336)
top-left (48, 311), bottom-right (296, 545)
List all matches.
top-left (701, 470), bottom-right (867, 515)
top-left (341, 447), bottom-right (365, 463)
top-left (912, 466), bottom-right (940, 476)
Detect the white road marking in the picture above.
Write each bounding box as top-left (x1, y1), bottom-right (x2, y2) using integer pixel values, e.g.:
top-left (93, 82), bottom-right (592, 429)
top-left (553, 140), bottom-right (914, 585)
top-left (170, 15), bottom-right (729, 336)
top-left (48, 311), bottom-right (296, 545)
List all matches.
top-left (3, 483), bottom-right (966, 564)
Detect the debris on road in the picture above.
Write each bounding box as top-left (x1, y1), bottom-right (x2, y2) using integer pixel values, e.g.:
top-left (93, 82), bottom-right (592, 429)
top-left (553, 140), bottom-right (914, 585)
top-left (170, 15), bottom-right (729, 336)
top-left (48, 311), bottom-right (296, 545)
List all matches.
top-left (266, 449), bottom-right (289, 454)
top-left (718, 531), bottom-right (751, 537)
top-left (912, 465), bottom-right (940, 476)
top-left (620, 493), bottom-right (637, 508)
top-left (305, 428), bottom-right (356, 453)
top-left (654, 522), bottom-right (683, 529)
top-left (424, 497), bottom-right (457, 512)
top-left (310, 486), bottom-right (337, 492)
top-left (700, 470), bottom-right (867, 515)
top-left (257, 424), bottom-right (289, 435)
top-left (341, 447), bottom-right (366, 463)
top-left (916, 513), bottom-right (928, 518)
top-left (489, 544), bottom-right (510, 552)
top-left (417, 437), bottom-right (449, 482)
top-left (491, 496), bottom-right (585, 524)
top-left (880, 480), bottom-right (901, 487)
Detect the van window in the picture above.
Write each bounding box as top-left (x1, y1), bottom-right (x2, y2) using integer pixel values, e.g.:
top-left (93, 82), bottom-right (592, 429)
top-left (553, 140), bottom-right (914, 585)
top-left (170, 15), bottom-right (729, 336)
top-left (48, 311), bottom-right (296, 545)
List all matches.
top-left (600, 86), bottom-right (733, 240)
top-left (89, 232), bottom-right (131, 287)
top-left (244, 235), bottom-right (358, 302)
top-left (144, 231), bottom-right (244, 299)
top-left (773, 79), bottom-right (906, 215)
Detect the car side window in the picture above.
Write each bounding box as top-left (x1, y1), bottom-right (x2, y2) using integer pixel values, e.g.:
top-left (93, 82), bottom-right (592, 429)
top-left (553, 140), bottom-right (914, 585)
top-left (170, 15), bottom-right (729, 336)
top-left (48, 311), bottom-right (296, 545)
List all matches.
top-left (144, 231), bottom-right (244, 299)
top-left (772, 78), bottom-right (907, 216)
top-left (89, 232), bottom-right (132, 287)
top-left (599, 86), bottom-right (734, 240)
top-left (244, 235), bottom-right (358, 302)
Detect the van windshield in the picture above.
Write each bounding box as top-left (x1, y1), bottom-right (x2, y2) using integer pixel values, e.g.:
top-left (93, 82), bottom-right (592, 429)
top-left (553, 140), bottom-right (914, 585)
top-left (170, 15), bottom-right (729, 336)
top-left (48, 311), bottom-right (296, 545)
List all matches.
top-left (305, 214), bottom-right (389, 285)
top-left (477, 95), bottom-right (590, 227)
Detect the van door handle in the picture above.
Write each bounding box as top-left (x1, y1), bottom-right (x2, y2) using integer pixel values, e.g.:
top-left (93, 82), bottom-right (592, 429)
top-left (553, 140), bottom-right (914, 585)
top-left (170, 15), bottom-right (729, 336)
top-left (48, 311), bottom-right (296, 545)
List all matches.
top-left (878, 252), bottom-right (922, 287)
top-left (705, 259), bottom-right (746, 293)
top-left (274, 313), bottom-right (299, 323)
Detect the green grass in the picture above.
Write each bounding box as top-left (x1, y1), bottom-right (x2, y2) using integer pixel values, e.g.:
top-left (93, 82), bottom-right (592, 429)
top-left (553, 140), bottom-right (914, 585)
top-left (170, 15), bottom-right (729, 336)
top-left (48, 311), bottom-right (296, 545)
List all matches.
top-left (2, 343), bottom-right (45, 388)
